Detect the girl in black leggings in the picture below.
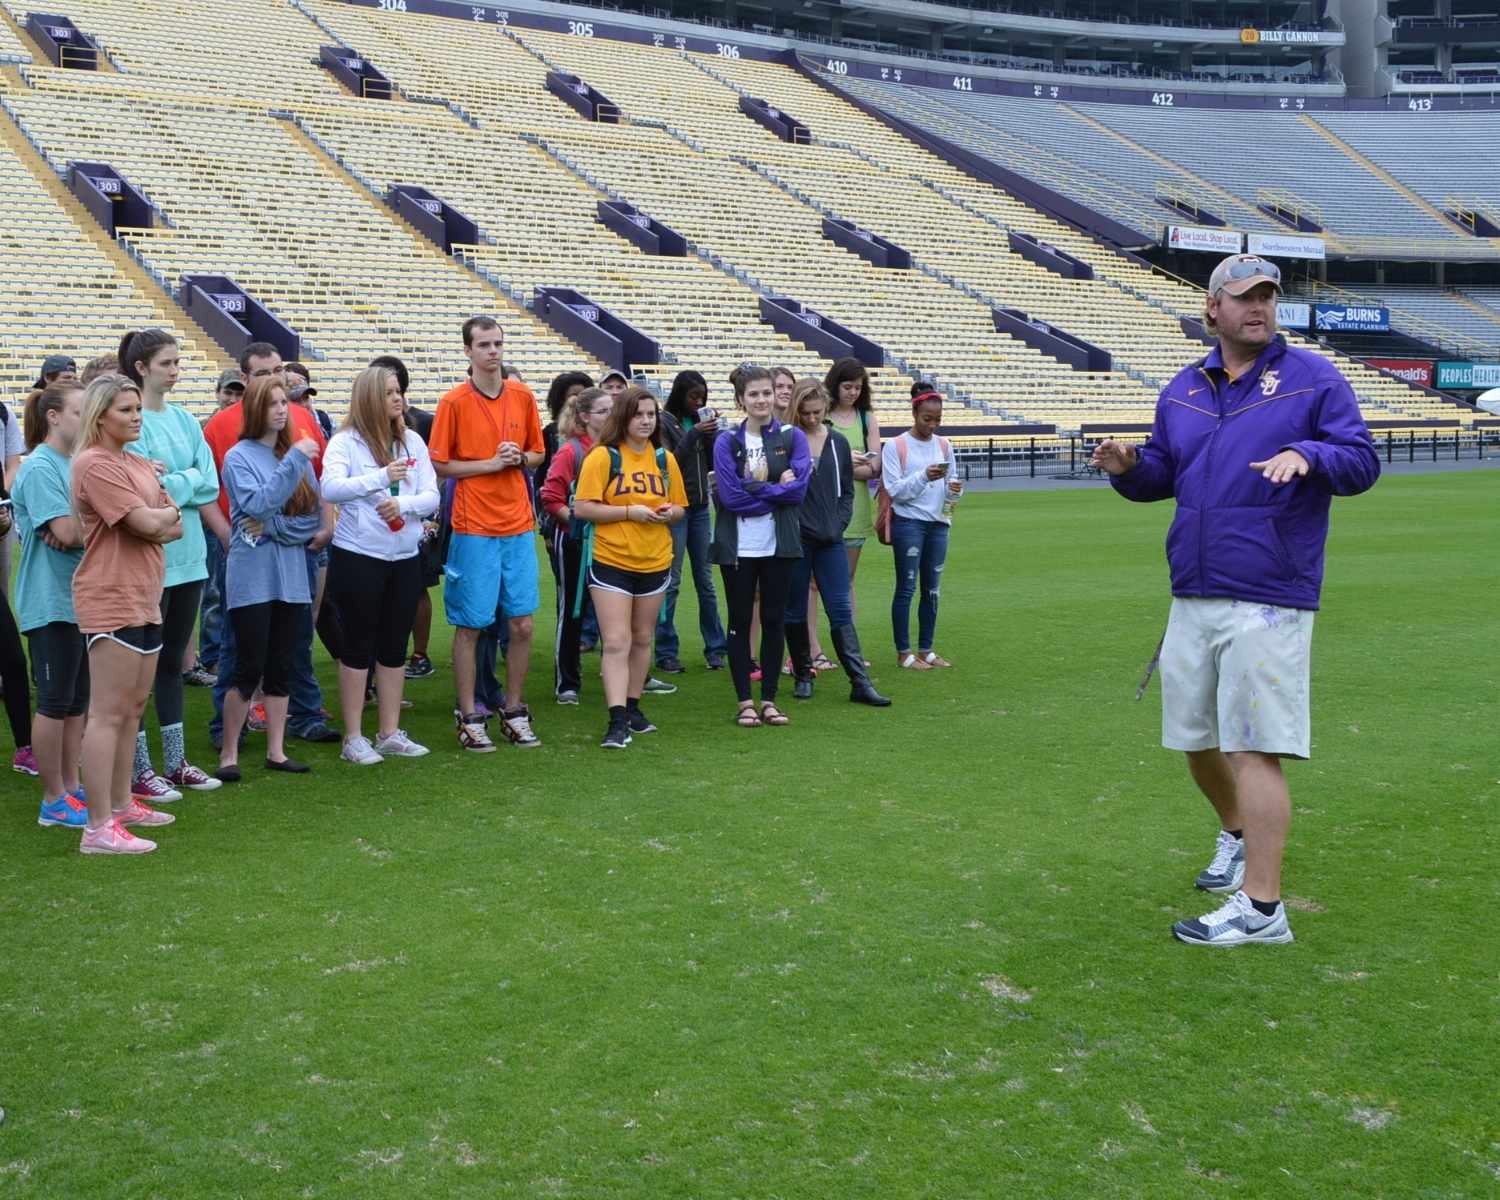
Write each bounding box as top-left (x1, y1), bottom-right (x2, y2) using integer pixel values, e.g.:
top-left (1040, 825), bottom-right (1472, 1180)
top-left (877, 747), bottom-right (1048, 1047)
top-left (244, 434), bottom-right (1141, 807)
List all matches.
top-left (710, 365), bottom-right (811, 728)
top-left (321, 365), bottom-right (440, 764)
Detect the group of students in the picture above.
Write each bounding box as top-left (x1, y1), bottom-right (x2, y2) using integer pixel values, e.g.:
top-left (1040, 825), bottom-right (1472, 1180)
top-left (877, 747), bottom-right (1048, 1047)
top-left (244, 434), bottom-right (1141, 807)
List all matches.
top-left (7, 315), bottom-right (964, 852)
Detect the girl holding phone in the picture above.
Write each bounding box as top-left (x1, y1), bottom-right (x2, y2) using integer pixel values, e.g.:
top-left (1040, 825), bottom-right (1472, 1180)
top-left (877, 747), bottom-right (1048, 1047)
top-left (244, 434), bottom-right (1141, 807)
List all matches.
top-left (882, 391), bottom-right (961, 670)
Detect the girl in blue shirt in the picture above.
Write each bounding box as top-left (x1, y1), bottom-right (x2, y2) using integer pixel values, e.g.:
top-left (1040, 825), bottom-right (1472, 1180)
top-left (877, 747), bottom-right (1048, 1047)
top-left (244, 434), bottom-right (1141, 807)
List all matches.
top-left (120, 329), bottom-right (223, 796)
top-left (13, 382), bottom-right (83, 826)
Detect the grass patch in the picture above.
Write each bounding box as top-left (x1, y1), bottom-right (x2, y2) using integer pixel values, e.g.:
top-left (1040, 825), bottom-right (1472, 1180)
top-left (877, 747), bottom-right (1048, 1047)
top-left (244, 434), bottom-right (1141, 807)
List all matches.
top-left (1, 472), bottom-right (1496, 1197)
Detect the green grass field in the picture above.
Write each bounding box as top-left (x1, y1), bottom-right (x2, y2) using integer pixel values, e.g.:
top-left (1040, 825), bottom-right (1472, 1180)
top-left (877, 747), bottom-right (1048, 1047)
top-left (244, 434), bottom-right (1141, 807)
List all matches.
top-left (2, 471), bottom-right (1496, 1198)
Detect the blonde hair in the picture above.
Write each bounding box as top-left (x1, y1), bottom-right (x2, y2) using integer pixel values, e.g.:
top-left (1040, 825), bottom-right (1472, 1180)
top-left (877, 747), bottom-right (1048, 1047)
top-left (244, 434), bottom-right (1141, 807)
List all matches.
top-left (77, 373), bottom-right (140, 452)
top-left (341, 366), bottom-right (405, 468)
top-left (558, 385), bottom-right (605, 440)
top-left (80, 354), bottom-right (119, 385)
top-left (787, 378), bottom-right (830, 430)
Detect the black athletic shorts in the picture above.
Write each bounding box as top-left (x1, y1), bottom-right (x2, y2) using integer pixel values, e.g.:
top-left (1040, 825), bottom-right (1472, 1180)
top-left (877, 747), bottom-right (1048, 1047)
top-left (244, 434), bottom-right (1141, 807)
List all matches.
top-left (85, 623), bottom-right (164, 655)
top-left (588, 561), bottom-right (670, 598)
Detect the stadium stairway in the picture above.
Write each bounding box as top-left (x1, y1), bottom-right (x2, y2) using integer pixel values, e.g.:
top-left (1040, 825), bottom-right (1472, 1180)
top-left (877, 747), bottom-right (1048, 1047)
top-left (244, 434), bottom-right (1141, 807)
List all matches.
top-left (1296, 115), bottom-right (1473, 243)
top-left (0, 82), bottom-right (228, 401)
top-left (1055, 103), bottom-right (1274, 234)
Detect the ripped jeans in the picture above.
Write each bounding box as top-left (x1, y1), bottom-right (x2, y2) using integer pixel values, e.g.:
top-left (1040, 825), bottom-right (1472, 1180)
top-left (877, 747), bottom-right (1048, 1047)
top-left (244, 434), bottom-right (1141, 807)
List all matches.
top-left (890, 515), bottom-right (949, 655)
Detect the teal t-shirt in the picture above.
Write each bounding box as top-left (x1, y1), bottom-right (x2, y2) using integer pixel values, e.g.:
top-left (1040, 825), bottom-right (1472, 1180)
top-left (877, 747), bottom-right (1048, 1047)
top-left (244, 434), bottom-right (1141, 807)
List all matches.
top-left (12, 445), bottom-right (83, 631)
top-left (127, 403), bottom-right (219, 587)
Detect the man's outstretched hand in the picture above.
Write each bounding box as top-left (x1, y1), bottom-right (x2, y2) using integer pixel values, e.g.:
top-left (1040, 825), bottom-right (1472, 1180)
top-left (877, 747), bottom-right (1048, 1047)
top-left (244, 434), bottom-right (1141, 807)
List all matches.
top-left (1090, 439), bottom-right (1138, 476)
top-left (1249, 450), bottom-right (1309, 485)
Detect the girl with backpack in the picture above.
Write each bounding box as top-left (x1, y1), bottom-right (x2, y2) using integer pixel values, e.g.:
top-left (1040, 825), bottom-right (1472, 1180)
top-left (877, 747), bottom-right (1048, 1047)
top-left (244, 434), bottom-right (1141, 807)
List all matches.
top-left (882, 391), bottom-right (962, 670)
top-left (783, 379), bottom-right (889, 707)
top-left (571, 386), bottom-right (687, 749)
top-left (711, 365), bottom-right (811, 728)
top-left (539, 385), bottom-right (610, 705)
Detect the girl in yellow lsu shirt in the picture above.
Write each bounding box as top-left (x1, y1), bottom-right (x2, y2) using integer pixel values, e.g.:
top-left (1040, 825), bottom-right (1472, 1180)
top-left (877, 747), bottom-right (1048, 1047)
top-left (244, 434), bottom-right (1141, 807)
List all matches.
top-left (572, 386), bottom-right (687, 749)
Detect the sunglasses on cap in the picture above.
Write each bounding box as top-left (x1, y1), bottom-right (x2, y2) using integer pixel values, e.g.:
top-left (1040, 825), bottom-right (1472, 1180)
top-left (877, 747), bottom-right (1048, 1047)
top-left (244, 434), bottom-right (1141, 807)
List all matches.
top-left (1220, 256), bottom-right (1281, 285)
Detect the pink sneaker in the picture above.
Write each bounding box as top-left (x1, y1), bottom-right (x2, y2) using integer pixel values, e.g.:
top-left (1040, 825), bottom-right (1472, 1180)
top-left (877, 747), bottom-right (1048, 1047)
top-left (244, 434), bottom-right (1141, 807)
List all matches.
top-left (120, 798), bottom-right (175, 828)
top-left (12, 746), bottom-right (39, 776)
top-left (164, 761), bottom-right (222, 792)
top-left (131, 769), bottom-right (183, 803)
top-left (80, 820), bottom-right (157, 855)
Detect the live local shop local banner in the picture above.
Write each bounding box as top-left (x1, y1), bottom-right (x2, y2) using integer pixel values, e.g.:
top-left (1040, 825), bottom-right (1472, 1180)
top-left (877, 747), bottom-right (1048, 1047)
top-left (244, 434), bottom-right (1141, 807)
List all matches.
top-left (1163, 224), bottom-right (1243, 254)
top-left (1436, 361), bottom-right (1500, 389)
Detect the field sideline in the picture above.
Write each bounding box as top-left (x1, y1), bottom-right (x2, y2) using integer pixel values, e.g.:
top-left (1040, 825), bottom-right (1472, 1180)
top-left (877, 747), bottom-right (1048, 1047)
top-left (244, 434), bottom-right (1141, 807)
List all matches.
top-left (1, 472), bottom-right (1496, 1198)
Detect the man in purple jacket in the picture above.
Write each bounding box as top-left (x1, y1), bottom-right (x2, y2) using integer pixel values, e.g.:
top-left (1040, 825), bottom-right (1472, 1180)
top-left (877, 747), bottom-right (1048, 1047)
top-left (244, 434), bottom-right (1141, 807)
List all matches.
top-left (1093, 253), bottom-right (1380, 947)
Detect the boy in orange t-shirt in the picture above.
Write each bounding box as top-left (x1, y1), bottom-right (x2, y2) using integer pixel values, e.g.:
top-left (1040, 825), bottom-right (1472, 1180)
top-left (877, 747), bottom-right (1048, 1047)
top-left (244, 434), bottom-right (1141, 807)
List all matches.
top-left (428, 317), bottom-right (544, 751)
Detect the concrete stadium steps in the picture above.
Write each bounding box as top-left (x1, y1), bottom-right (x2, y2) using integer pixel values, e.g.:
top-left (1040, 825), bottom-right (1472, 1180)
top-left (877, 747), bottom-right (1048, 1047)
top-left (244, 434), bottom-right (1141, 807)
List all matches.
top-left (0, 84), bottom-right (227, 408)
top-left (3, 66), bottom-right (589, 408)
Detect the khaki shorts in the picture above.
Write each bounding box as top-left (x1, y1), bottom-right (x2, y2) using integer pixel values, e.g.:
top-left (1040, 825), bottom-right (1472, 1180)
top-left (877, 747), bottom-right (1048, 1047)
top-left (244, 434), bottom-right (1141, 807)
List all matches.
top-left (1160, 597), bottom-right (1314, 759)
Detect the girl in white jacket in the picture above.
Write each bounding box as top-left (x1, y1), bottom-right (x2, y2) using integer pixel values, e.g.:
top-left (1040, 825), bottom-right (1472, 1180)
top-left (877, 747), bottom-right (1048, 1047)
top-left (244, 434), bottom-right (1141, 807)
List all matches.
top-left (321, 366), bottom-right (440, 764)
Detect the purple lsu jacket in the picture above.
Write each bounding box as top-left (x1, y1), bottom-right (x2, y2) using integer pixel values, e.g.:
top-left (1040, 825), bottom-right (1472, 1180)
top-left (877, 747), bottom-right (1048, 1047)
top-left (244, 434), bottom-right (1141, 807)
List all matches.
top-left (1112, 336), bottom-right (1380, 611)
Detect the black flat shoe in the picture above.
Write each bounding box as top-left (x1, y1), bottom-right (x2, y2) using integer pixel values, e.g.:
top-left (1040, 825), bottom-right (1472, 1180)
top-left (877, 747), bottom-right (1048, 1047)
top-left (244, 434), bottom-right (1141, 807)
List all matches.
top-left (265, 756), bottom-right (310, 774)
top-left (215, 765), bottom-right (242, 783)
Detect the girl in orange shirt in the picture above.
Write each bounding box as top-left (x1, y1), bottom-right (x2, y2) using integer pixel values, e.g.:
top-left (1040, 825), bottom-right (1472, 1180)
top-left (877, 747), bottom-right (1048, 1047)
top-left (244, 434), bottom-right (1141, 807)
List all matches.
top-left (572, 386), bottom-right (686, 749)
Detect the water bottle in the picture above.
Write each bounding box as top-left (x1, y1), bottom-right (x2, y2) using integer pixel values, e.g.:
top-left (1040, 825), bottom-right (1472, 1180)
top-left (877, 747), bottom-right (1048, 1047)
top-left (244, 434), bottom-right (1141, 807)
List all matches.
top-left (941, 468), bottom-right (962, 521)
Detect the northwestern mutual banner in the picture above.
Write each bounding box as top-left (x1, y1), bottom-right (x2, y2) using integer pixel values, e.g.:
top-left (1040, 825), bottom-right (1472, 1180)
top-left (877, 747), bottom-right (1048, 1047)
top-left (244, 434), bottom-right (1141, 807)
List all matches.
top-left (1246, 232), bottom-right (1327, 261)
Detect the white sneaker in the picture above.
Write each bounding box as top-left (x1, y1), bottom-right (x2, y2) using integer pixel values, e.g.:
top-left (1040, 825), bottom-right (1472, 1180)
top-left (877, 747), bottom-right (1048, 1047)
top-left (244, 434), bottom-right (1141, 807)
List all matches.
top-left (373, 729), bottom-right (429, 758)
top-left (340, 736), bottom-right (384, 766)
top-left (1173, 890), bottom-right (1294, 947)
top-left (1195, 829), bottom-right (1247, 893)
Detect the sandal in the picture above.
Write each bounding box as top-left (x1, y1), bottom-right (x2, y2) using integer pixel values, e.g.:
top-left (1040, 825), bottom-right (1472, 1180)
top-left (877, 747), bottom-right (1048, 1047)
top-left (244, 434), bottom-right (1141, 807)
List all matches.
top-left (760, 701), bottom-right (790, 726)
top-left (811, 654), bottom-right (837, 672)
top-left (898, 652), bottom-right (932, 670)
top-left (919, 651), bottom-right (952, 668)
top-left (736, 701), bottom-right (762, 728)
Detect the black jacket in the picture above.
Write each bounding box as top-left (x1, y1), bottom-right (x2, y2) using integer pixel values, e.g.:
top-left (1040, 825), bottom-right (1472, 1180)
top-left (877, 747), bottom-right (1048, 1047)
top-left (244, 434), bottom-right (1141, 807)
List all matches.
top-left (798, 428), bottom-right (854, 547)
top-left (660, 410), bottom-right (715, 509)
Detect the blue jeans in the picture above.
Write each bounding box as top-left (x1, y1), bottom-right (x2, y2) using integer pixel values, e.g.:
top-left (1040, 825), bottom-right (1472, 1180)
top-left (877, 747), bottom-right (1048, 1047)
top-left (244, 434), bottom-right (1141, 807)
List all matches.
top-left (208, 543), bottom-right (233, 741)
top-left (655, 504), bottom-right (727, 662)
top-left (475, 600), bottom-right (512, 711)
top-left (286, 550), bottom-right (328, 734)
top-left (199, 534), bottom-right (223, 669)
top-left (890, 516), bottom-right (949, 654)
top-left (785, 539), bottom-right (853, 629)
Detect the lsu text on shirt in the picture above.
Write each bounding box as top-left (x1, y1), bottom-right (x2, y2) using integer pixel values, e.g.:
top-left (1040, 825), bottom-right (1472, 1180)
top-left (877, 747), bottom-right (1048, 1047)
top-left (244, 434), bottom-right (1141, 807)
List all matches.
top-left (574, 442), bottom-right (687, 574)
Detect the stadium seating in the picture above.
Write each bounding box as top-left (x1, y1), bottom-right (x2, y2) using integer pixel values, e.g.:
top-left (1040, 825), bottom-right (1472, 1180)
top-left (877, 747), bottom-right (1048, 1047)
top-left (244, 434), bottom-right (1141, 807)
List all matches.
top-left (824, 68), bottom-right (1500, 265)
top-left (0, 0), bottom-right (1471, 438)
top-left (0, 103), bottom-right (214, 405)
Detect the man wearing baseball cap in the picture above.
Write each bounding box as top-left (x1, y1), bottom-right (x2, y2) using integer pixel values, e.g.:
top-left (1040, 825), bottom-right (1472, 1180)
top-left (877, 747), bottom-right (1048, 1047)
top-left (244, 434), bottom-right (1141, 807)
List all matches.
top-left (1092, 253), bottom-right (1380, 947)
top-left (33, 354), bottom-right (76, 389)
top-left (213, 368), bottom-right (244, 409)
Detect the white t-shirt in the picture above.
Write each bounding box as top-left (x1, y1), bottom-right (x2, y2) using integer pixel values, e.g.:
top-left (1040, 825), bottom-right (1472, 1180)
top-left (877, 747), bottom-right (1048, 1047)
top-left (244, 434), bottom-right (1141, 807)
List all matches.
top-left (736, 431), bottom-right (776, 557)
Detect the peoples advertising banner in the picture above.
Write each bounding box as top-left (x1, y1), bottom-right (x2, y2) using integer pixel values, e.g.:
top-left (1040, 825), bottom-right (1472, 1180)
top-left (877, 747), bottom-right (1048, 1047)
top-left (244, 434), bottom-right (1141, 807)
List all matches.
top-left (1246, 232), bottom-right (1327, 261)
top-left (1435, 362), bottom-right (1500, 389)
top-left (1366, 358), bottom-right (1434, 387)
top-left (1164, 224), bottom-right (1243, 254)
